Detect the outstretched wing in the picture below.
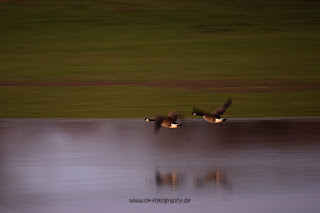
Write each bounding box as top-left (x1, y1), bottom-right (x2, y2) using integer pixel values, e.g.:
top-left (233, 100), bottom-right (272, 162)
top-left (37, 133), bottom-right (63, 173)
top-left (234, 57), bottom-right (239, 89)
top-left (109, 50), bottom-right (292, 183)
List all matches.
top-left (154, 115), bottom-right (164, 133)
top-left (168, 111), bottom-right (179, 122)
top-left (213, 99), bottom-right (232, 118)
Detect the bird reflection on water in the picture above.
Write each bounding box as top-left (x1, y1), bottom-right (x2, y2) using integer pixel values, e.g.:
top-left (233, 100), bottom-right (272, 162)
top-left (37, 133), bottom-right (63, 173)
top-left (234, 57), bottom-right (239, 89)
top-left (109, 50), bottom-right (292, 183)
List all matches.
top-left (155, 170), bottom-right (180, 188)
top-left (194, 169), bottom-right (231, 190)
top-left (149, 169), bottom-right (232, 192)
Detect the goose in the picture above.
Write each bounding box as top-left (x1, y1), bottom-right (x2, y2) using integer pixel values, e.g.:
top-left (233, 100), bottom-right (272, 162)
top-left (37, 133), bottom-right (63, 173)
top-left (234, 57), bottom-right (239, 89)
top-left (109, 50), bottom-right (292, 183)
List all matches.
top-left (145, 111), bottom-right (183, 133)
top-left (192, 98), bottom-right (232, 123)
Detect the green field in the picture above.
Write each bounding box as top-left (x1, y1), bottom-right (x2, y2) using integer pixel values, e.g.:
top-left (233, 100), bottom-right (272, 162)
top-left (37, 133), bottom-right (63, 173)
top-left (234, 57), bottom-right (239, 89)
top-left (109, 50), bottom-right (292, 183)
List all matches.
top-left (0, 0), bottom-right (319, 117)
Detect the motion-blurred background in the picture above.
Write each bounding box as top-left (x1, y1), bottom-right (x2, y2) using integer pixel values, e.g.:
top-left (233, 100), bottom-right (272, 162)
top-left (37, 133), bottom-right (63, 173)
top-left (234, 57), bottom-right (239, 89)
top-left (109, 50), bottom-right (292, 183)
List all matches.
top-left (1, 2), bottom-right (320, 213)
top-left (0, 0), bottom-right (319, 118)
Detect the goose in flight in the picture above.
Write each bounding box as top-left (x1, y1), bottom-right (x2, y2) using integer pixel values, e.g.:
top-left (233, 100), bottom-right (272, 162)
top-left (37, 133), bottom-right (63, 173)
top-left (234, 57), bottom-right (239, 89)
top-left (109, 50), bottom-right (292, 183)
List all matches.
top-left (145, 111), bottom-right (183, 133)
top-left (192, 99), bottom-right (232, 123)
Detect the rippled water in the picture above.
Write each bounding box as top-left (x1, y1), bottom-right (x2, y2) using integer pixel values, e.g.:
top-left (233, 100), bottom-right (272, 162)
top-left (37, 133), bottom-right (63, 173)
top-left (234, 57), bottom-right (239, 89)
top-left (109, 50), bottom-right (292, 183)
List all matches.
top-left (0, 118), bottom-right (320, 213)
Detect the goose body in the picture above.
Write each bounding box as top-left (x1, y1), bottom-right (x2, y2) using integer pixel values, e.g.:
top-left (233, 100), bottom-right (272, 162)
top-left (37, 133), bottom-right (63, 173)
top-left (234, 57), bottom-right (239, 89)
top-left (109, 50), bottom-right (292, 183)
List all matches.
top-left (193, 99), bottom-right (232, 123)
top-left (145, 111), bottom-right (182, 133)
top-left (203, 116), bottom-right (225, 123)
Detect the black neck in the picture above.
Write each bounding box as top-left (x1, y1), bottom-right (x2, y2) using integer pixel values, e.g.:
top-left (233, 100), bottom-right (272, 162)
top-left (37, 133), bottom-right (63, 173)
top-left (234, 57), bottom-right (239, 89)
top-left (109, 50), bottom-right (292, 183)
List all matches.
top-left (193, 112), bottom-right (203, 116)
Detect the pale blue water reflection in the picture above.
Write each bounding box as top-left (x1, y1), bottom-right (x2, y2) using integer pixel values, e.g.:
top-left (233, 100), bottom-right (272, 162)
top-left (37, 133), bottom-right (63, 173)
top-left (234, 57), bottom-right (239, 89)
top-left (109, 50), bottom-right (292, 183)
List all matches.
top-left (0, 118), bottom-right (320, 213)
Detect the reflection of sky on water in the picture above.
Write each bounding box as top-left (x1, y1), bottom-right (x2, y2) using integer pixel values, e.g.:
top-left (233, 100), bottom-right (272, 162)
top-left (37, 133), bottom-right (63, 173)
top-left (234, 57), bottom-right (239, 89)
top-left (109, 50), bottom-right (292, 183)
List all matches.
top-left (0, 118), bottom-right (320, 213)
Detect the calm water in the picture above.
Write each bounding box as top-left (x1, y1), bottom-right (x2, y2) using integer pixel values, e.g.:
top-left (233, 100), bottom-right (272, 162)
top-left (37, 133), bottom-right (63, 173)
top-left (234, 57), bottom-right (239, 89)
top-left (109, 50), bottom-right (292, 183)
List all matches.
top-left (0, 118), bottom-right (320, 213)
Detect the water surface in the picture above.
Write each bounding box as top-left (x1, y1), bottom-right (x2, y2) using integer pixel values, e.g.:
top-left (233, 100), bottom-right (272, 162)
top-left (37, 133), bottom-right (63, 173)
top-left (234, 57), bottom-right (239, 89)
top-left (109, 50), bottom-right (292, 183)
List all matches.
top-left (0, 118), bottom-right (320, 213)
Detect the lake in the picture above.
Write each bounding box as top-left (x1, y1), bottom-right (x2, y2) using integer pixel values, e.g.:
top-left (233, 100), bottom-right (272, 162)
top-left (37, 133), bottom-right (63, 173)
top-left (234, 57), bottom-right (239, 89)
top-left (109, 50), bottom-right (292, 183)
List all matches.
top-left (0, 118), bottom-right (320, 213)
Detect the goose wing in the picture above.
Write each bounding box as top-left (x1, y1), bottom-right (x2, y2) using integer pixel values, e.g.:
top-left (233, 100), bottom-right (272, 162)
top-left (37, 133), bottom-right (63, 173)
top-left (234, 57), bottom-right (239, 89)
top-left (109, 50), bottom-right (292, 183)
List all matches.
top-left (154, 115), bottom-right (165, 133)
top-left (213, 99), bottom-right (232, 118)
top-left (168, 111), bottom-right (179, 122)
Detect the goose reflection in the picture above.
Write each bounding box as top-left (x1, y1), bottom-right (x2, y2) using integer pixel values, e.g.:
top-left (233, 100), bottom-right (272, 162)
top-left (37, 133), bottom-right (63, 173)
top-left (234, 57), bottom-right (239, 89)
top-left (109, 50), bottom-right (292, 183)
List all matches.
top-left (155, 170), bottom-right (180, 187)
top-left (195, 169), bottom-right (231, 188)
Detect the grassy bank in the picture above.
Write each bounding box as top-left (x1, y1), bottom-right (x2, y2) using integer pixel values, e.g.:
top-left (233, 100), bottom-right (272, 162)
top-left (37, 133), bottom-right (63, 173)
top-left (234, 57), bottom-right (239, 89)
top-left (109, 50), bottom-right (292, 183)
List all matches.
top-left (0, 0), bottom-right (319, 117)
top-left (1, 86), bottom-right (319, 118)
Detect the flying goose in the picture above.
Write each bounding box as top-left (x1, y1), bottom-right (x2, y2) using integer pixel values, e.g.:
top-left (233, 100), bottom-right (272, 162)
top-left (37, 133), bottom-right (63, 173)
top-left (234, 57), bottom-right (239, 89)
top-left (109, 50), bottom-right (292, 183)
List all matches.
top-left (192, 98), bottom-right (232, 123)
top-left (145, 111), bottom-right (183, 133)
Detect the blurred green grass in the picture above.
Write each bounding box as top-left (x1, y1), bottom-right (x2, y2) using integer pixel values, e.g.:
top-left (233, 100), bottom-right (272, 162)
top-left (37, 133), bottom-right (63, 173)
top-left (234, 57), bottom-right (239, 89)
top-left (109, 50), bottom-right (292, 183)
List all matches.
top-left (0, 0), bottom-right (319, 117)
top-left (0, 86), bottom-right (319, 118)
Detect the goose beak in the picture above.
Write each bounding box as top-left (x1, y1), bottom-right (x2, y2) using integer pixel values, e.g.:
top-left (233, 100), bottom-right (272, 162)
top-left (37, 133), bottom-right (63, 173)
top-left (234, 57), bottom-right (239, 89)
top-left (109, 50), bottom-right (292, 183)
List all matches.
top-left (192, 112), bottom-right (196, 115)
top-left (145, 118), bottom-right (149, 122)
